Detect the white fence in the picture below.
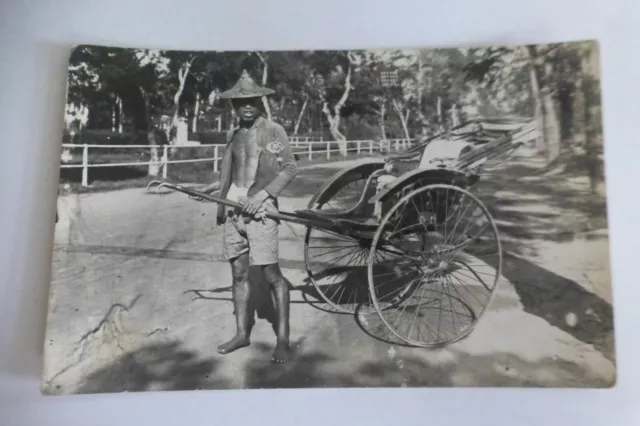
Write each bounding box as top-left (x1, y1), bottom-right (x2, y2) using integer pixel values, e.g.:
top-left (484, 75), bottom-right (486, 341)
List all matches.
top-left (60, 138), bottom-right (414, 186)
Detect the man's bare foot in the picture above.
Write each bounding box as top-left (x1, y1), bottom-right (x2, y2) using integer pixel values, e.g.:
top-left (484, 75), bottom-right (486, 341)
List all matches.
top-left (217, 335), bottom-right (250, 355)
top-left (271, 341), bottom-right (290, 364)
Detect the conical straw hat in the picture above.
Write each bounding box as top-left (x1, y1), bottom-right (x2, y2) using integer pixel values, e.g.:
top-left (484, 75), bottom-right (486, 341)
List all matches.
top-left (219, 69), bottom-right (275, 99)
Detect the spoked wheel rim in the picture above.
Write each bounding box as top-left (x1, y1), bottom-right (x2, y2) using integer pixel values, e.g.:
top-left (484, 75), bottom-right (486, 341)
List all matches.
top-left (367, 184), bottom-right (503, 347)
top-left (304, 172), bottom-right (379, 314)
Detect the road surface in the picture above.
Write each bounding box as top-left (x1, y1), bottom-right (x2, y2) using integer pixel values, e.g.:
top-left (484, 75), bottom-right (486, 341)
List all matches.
top-left (42, 157), bottom-right (616, 394)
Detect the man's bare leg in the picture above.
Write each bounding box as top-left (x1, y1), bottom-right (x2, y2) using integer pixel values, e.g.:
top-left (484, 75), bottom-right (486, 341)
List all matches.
top-left (263, 263), bottom-right (290, 363)
top-left (218, 252), bottom-right (252, 354)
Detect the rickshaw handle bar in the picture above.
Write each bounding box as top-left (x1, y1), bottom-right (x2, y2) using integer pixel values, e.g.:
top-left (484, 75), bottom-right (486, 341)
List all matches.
top-left (148, 181), bottom-right (321, 227)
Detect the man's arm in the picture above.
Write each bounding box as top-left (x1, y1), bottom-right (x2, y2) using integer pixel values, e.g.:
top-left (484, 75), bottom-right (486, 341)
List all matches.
top-left (264, 124), bottom-right (298, 197)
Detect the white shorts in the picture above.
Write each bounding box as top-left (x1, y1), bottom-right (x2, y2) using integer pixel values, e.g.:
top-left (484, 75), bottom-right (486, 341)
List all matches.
top-left (222, 183), bottom-right (279, 266)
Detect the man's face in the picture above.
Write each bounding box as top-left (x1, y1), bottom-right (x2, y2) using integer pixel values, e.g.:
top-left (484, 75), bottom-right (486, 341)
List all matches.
top-left (232, 97), bottom-right (262, 122)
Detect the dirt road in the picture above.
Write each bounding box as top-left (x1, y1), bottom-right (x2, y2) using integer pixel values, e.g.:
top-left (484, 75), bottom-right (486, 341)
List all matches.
top-left (42, 156), bottom-right (616, 394)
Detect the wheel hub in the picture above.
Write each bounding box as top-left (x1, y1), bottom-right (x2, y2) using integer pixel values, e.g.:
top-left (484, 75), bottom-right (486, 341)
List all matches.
top-left (438, 259), bottom-right (449, 272)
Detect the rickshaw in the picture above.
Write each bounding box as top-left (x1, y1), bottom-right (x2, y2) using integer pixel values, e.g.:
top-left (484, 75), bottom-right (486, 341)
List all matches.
top-left (149, 117), bottom-right (538, 348)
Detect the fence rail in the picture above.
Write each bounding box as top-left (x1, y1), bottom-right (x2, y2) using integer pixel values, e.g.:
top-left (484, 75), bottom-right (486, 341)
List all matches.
top-left (60, 139), bottom-right (414, 186)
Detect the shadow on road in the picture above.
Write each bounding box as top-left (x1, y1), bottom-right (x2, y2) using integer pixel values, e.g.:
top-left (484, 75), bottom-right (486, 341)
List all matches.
top-left (500, 252), bottom-right (615, 362)
top-left (69, 338), bottom-right (614, 394)
top-left (241, 343), bottom-right (614, 389)
top-left (471, 158), bottom-right (615, 362)
top-left (76, 340), bottom-right (227, 394)
top-left (185, 266), bottom-right (290, 334)
top-left (69, 339), bottom-right (614, 393)
top-left (474, 161), bottom-right (608, 254)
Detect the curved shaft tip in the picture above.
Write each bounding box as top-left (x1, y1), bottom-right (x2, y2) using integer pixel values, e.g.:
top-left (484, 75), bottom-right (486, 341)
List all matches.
top-left (146, 180), bottom-right (163, 192)
top-left (156, 182), bottom-right (174, 194)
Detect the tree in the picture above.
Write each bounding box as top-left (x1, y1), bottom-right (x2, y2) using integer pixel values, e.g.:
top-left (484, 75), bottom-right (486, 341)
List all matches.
top-left (163, 52), bottom-right (199, 145)
top-left (463, 45), bottom-right (563, 160)
top-left (301, 50), bottom-right (360, 155)
top-left (67, 46), bottom-right (174, 176)
top-left (253, 51), bottom-right (273, 120)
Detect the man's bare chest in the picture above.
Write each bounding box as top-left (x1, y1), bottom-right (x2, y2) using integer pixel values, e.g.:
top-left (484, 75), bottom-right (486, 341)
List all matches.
top-left (231, 130), bottom-right (261, 165)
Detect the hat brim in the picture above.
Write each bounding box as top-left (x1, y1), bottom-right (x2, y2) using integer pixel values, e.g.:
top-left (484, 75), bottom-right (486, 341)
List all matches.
top-left (219, 88), bottom-right (275, 99)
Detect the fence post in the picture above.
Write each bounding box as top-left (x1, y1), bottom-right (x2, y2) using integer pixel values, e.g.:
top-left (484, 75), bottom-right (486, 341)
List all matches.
top-left (82, 144), bottom-right (88, 187)
top-left (214, 145), bottom-right (219, 173)
top-left (308, 142), bottom-right (312, 161)
top-left (369, 140), bottom-right (373, 155)
top-left (162, 145), bottom-right (168, 179)
top-left (357, 140), bottom-right (361, 154)
top-left (326, 142), bottom-right (330, 160)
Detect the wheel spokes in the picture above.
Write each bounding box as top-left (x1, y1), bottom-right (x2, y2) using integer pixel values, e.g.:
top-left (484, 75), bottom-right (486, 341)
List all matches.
top-left (305, 174), bottom-right (379, 313)
top-left (368, 184), bottom-right (502, 347)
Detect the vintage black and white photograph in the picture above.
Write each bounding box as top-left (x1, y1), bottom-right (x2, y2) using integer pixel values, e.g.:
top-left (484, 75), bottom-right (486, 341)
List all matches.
top-left (42, 40), bottom-right (614, 395)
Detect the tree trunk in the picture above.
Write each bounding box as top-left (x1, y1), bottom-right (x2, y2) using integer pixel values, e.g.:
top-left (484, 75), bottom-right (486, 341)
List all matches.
top-left (319, 56), bottom-right (354, 156)
top-left (140, 87), bottom-right (160, 177)
top-left (110, 93), bottom-right (122, 132)
top-left (170, 57), bottom-right (196, 146)
top-left (392, 99), bottom-right (411, 141)
top-left (293, 98), bottom-right (308, 135)
top-left (450, 103), bottom-right (460, 127)
top-left (526, 48), bottom-right (546, 155)
top-left (436, 96), bottom-right (444, 133)
top-left (148, 128), bottom-right (160, 177)
top-left (416, 56), bottom-right (428, 137)
top-left (541, 86), bottom-right (561, 162)
top-left (581, 43), bottom-right (604, 195)
top-left (192, 92), bottom-right (200, 132)
top-left (118, 96), bottom-right (123, 132)
top-left (378, 100), bottom-right (387, 140)
top-left (255, 52), bottom-right (272, 121)
top-left (557, 81), bottom-right (574, 141)
top-left (111, 96), bottom-right (117, 132)
top-left (322, 101), bottom-right (347, 152)
top-left (176, 118), bottom-right (188, 145)
top-left (537, 57), bottom-right (561, 163)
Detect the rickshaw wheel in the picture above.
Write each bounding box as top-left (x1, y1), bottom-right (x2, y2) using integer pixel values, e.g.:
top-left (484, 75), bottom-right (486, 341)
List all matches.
top-left (304, 171), bottom-right (379, 314)
top-left (367, 184), bottom-right (503, 347)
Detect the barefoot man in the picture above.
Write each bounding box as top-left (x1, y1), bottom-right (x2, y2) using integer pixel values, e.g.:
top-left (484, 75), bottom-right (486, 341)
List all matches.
top-left (198, 70), bottom-right (298, 363)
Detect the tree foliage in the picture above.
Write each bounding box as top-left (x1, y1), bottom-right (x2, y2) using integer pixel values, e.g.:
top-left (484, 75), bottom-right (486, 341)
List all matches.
top-left (65, 42), bottom-right (602, 163)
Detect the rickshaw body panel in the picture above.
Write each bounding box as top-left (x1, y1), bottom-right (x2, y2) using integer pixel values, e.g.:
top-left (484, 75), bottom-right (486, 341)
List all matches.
top-left (307, 159), bottom-right (385, 208)
top-left (368, 167), bottom-right (472, 204)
